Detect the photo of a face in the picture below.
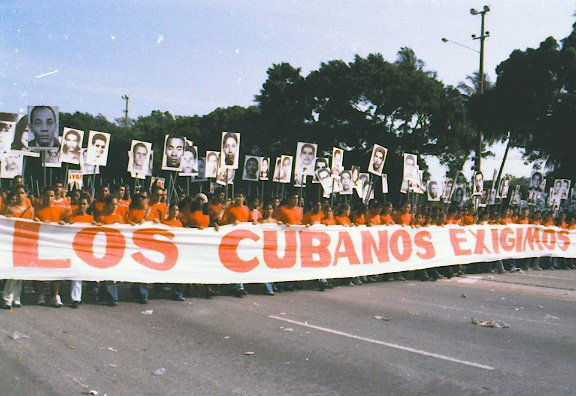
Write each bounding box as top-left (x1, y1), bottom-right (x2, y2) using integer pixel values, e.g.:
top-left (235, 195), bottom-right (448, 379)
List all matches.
top-left (529, 171), bottom-right (544, 192)
top-left (205, 151), bottom-right (219, 178)
top-left (60, 128), bottom-right (83, 164)
top-left (86, 130), bottom-right (110, 166)
top-left (452, 186), bottom-right (465, 205)
top-left (193, 157), bottom-right (207, 182)
top-left (0, 152), bottom-right (23, 179)
top-left (220, 131), bottom-right (240, 169)
top-left (331, 148), bottom-right (343, 179)
top-left (473, 171), bottom-right (484, 195)
top-left (272, 157), bottom-right (281, 182)
top-left (162, 135), bottom-right (185, 171)
top-left (368, 144), bottom-right (387, 176)
top-left (0, 117), bottom-right (16, 156)
top-left (313, 157), bottom-right (328, 183)
top-left (260, 157), bottom-right (270, 181)
top-left (403, 153), bottom-right (418, 182)
top-left (294, 142), bottom-right (317, 185)
top-left (44, 147), bottom-right (62, 168)
top-left (316, 168), bottom-right (333, 194)
top-left (242, 155), bottom-right (261, 181)
top-left (128, 140), bottom-right (152, 179)
top-left (560, 179), bottom-right (571, 200)
top-left (381, 174), bottom-right (388, 194)
top-left (339, 170), bottom-right (353, 195)
top-left (279, 155), bottom-right (293, 184)
top-left (27, 105), bottom-right (59, 149)
top-left (179, 140), bottom-right (198, 176)
top-left (427, 180), bottom-right (441, 201)
top-left (509, 185), bottom-right (522, 205)
top-left (497, 177), bottom-right (510, 198)
top-left (443, 179), bottom-right (454, 203)
top-left (80, 148), bottom-right (99, 175)
top-left (216, 166), bottom-right (235, 186)
top-left (356, 173), bottom-right (369, 198)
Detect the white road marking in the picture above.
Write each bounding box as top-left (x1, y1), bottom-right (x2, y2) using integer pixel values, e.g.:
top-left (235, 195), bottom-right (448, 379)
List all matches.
top-left (268, 315), bottom-right (494, 371)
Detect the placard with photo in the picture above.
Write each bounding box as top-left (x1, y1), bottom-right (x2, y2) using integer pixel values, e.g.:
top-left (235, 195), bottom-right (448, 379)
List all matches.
top-left (60, 128), bottom-right (84, 164)
top-left (161, 135), bottom-right (185, 171)
top-left (316, 167), bottom-right (333, 194)
top-left (294, 142), bottom-right (317, 185)
top-left (86, 130), bottom-right (110, 166)
top-left (279, 155), bottom-right (293, 184)
top-left (205, 151), bottom-right (219, 178)
top-left (472, 171), bottom-right (484, 195)
top-left (272, 157), bottom-right (281, 182)
top-left (27, 105), bottom-right (59, 149)
top-left (313, 157), bottom-right (329, 183)
top-left (381, 174), bottom-right (388, 194)
top-left (128, 140), bottom-right (152, 179)
top-left (339, 170), bottom-right (354, 195)
top-left (179, 139), bottom-right (198, 176)
top-left (0, 113), bottom-right (17, 157)
top-left (242, 155), bottom-right (261, 181)
top-left (403, 153), bottom-right (418, 183)
top-left (529, 171), bottom-right (545, 193)
top-left (368, 144), bottom-right (387, 176)
top-left (0, 152), bottom-right (23, 179)
top-left (259, 157), bottom-right (270, 181)
top-left (44, 147), bottom-right (62, 168)
top-left (426, 180), bottom-right (441, 201)
top-left (331, 148), bottom-right (343, 179)
top-left (192, 157), bottom-right (207, 182)
top-left (220, 131), bottom-right (240, 169)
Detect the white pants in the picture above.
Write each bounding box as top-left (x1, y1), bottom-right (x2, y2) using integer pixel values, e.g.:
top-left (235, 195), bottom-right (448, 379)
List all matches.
top-left (3, 280), bottom-right (22, 305)
top-left (71, 281), bottom-right (82, 302)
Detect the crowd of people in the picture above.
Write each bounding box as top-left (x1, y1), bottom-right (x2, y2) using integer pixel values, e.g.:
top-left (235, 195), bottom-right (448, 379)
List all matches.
top-left (1, 174), bottom-right (575, 310)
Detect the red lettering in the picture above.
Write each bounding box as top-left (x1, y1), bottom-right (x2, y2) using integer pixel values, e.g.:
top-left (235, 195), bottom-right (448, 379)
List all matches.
top-left (515, 227), bottom-right (524, 252)
top-left (557, 230), bottom-right (570, 251)
top-left (500, 228), bottom-right (515, 252)
top-left (13, 221), bottom-right (70, 268)
top-left (263, 230), bottom-right (297, 269)
top-left (450, 228), bottom-right (471, 256)
top-left (523, 227), bottom-right (543, 251)
top-left (333, 232), bottom-right (360, 265)
top-left (389, 230), bottom-right (412, 262)
top-left (491, 229), bottom-right (500, 253)
top-left (361, 230), bottom-right (389, 264)
top-left (73, 227), bottom-right (125, 269)
top-left (218, 229), bottom-right (259, 273)
top-left (414, 231), bottom-right (435, 259)
top-left (300, 231), bottom-right (331, 267)
top-left (132, 228), bottom-right (178, 271)
top-left (542, 229), bottom-right (556, 250)
top-left (470, 229), bottom-right (491, 254)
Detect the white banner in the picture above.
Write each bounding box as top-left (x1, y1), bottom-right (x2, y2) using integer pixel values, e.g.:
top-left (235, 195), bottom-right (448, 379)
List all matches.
top-left (0, 217), bottom-right (574, 283)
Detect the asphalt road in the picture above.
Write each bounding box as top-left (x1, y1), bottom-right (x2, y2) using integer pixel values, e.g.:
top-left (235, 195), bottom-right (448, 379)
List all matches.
top-left (0, 269), bottom-right (575, 395)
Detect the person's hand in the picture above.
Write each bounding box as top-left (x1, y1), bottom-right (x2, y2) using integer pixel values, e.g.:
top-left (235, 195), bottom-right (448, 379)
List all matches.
top-left (214, 224), bottom-right (220, 232)
top-left (139, 219), bottom-right (145, 224)
top-left (58, 220), bottom-right (66, 225)
top-left (130, 222), bottom-right (137, 226)
top-left (34, 217), bottom-right (41, 222)
top-left (252, 220), bottom-right (258, 225)
top-left (277, 221), bottom-right (283, 225)
top-left (234, 220), bottom-right (240, 225)
top-left (153, 218), bottom-right (160, 224)
top-left (4, 214), bottom-right (12, 218)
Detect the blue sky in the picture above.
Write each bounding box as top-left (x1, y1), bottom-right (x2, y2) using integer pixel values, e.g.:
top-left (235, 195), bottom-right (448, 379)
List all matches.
top-left (1, 1), bottom-right (574, 179)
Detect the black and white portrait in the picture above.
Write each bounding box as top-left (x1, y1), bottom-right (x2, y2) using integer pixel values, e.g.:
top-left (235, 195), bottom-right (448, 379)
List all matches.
top-left (427, 180), bottom-right (441, 201)
top-left (473, 171), bottom-right (484, 196)
top-left (313, 157), bottom-right (329, 183)
top-left (294, 142), bottom-right (317, 186)
top-left (339, 170), bottom-right (354, 195)
top-left (279, 155), bottom-right (293, 184)
top-left (381, 174), bottom-right (388, 194)
top-left (242, 155), bottom-right (261, 181)
top-left (316, 167), bottom-right (333, 194)
top-left (0, 152), bottom-right (23, 179)
top-left (179, 140), bottom-right (198, 176)
top-left (60, 128), bottom-right (83, 164)
top-left (331, 148), bottom-right (343, 179)
top-left (162, 135), bottom-right (185, 171)
top-left (44, 147), bottom-right (62, 168)
top-left (356, 173), bottom-right (370, 199)
top-left (27, 105), bottom-right (59, 149)
top-left (497, 177), bottom-right (510, 198)
top-left (220, 131), bottom-right (240, 169)
top-left (368, 144), bottom-right (387, 176)
top-left (260, 157), bottom-right (270, 181)
top-left (128, 140), bottom-right (152, 179)
top-left (205, 151), bottom-right (219, 178)
top-left (216, 166), bottom-right (235, 186)
top-left (80, 148), bottom-right (99, 175)
top-left (272, 157), bottom-right (281, 182)
top-left (529, 171), bottom-right (544, 193)
top-left (0, 113), bottom-right (17, 157)
top-left (193, 157), bottom-right (207, 182)
top-left (442, 179), bottom-right (454, 203)
top-left (403, 153), bottom-right (418, 183)
top-left (86, 130), bottom-right (110, 166)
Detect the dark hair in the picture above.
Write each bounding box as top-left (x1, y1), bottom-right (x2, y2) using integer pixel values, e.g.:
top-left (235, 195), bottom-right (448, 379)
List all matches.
top-left (373, 146), bottom-right (386, 157)
top-left (300, 143), bottom-right (315, 153)
top-left (132, 142), bottom-right (148, 154)
top-left (64, 129), bottom-right (81, 141)
top-left (91, 133), bottom-right (107, 145)
top-left (30, 106), bottom-right (57, 125)
top-left (222, 132), bottom-right (238, 144)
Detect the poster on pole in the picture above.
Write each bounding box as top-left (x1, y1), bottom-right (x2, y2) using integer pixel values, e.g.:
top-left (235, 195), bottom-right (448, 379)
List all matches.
top-left (368, 144), bottom-right (387, 176)
top-left (162, 135), bottom-right (185, 171)
top-left (242, 156), bottom-right (261, 181)
top-left (128, 140), bottom-right (152, 179)
top-left (27, 105), bottom-right (60, 150)
top-left (179, 139), bottom-right (198, 176)
top-left (220, 132), bottom-right (240, 169)
top-left (86, 130), bottom-right (110, 166)
top-left (60, 128), bottom-right (83, 164)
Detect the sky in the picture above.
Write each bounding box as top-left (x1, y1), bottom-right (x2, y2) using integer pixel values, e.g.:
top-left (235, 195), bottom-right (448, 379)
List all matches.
top-left (1, 0), bottom-right (574, 181)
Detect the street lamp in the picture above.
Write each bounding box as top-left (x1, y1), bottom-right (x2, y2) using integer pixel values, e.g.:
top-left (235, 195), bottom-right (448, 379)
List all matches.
top-left (470, 5), bottom-right (490, 171)
top-left (441, 37), bottom-right (479, 53)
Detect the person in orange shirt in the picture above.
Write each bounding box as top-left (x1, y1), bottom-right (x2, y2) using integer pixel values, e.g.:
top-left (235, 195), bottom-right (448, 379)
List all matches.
top-left (321, 206), bottom-right (337, 226)
top-left (273, 193), bottom-right (303, 225)
top-left (150, 186), bottom-right (167, 221)
top-left (395, 202), bottom-right (413, 226)
top-left (259, 203), bottom-right (281, 224)
top-left (33, 187), bottom-right (66, 307)
top-left (223, 190), bottom-right (250, 225)
top-left (126, 194), bottom-right (159, 225)
top-left (68, 194), bottom-right (95, 224)
top-left (187, 198), bottom-right (212, 229)
top-left (303, 201), bottom-right (324, 225)
top-left (91, 185), bottom-right (110, 221)
top-left (52, 181), bottom-right (71, 218)
top-left (249, 197), bottom-right (262, 223)
top-left (365, 200), bottom-right (382, 226)
top-left (351, 203), bottom-right (367, 225)
top-left (2, 189), bottom-right (34, 309)
top-left (516, 208), bottom-right (530, 224)
top-left (334, 204), bottom-right (352, 226)
top-left (162, 204), bottom-right (183, 227)
top-left (99, 196), bottom-right (125, 225)
top-left (207, 189), bottom-right (226, 223)
top-left (461, 207), bottom-right (476, 225)
top-left (380, 202), bottom-right (395, 225)
top-left (113, 184), bottom-right (131, 207)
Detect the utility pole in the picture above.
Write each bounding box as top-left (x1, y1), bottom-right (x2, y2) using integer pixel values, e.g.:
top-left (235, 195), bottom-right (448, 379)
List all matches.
top-left (470, 5), bottom-right (490, 172)
top-left (122, 95), bottom-right (129, 128)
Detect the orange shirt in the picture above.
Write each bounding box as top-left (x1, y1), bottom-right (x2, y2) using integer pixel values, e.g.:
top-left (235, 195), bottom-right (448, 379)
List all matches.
top-left (93, 201), bottom-right (106, 217)
top-left (353, 214), bottom-right (365, 225)
top-left (516, 217), bottom-right (530, 225)
top-left (335, 215), bottom-right (351, 226)
top-left (530, 220), bottom-right (541, 225)
top-left (69, 214), bottom-right (95, 223)
top-left (151, 202), bottom-right (167, 220)
top-left (380, 214), bottom-right (395, 225)
top-left (223, 205), bottom-right (250, 224)
top-left (274, 206), bottom-right (303, 225)
top-left (188, 210), bottom-right (210, 228)
top-left (322, 217), bottom-right (337, 226)
top-left (116, 204), bottom-right (128, 218)
top-left (36, 206), bottom-right (62, 222)
top-left (543, 220), bottom-right (555, 227)
top-left (126, 208), bottom-right (158, 223)
top-left (366, 213), bottom-right (382, 225)
top-left (162, 218), bottom-right (183, 227)
top-left (303, 211), bottom-right (324, 224)
top-left (396, 213), bottom-right (413, 226)
top-left (500, 217), bottom-right (513, 225)
top-left (5, 206), bottom-right (34, 220)
top-left (100, 214), bottom-right (125, 225)
top-left (462, 215), bottom-right (475, 225)
top-left (208, 203), bottom-right (223, 216)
